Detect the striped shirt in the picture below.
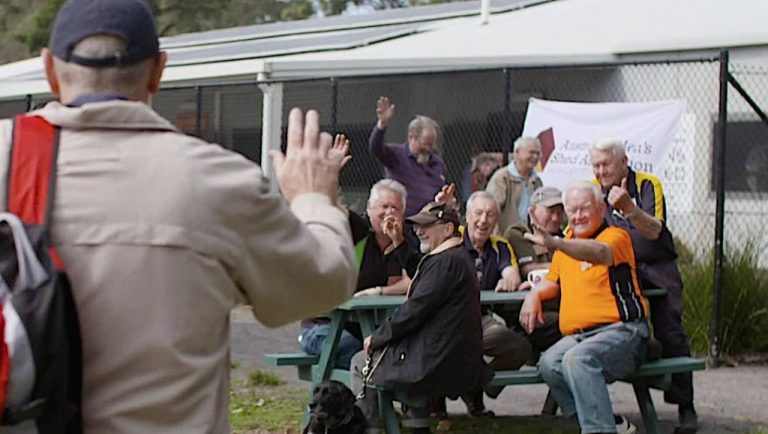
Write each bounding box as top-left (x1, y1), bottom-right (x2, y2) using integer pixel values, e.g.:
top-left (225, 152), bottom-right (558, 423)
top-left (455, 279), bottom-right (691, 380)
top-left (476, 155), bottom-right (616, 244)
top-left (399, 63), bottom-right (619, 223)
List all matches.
top-left (547, 224), bottom-right (648, 335)
top-left (600, 168), bottom-right (677, 264)
top-left (369, 125), bottom-right (452, 216)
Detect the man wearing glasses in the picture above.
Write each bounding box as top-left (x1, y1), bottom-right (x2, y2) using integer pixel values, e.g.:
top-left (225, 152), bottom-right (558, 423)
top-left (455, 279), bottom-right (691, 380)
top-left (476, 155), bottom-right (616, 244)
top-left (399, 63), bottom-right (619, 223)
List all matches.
top-left (350, 203), bottom-right (491, 434)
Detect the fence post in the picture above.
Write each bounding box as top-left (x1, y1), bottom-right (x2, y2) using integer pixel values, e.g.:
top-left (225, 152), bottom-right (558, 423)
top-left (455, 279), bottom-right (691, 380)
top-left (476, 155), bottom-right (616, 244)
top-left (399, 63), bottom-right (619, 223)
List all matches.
top-left (258, 76), bottom-right (284, 193)
top-left (710, 49), bottom-right (729, 366)
top-left (503, 68), bottom-right (512, 166)
top-left (331, 77), bottom-right (338, 134)
top-left (195, 86), bottom-right (203, 138)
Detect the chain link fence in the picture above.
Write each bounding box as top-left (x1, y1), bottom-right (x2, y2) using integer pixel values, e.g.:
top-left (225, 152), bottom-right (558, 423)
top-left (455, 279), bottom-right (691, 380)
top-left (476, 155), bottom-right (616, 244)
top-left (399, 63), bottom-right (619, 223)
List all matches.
top-left (723, 63), bottom-right (768, 261)
top-left (0, 57), bottom-right (764, 264)
top-left (0, 54), bottom-right (766, 357)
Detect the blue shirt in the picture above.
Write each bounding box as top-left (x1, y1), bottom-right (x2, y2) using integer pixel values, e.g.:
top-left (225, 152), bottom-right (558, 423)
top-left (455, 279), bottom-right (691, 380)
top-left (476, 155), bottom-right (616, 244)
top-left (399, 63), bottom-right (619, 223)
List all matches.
top-left (506, 163), bottom-right (539, 222)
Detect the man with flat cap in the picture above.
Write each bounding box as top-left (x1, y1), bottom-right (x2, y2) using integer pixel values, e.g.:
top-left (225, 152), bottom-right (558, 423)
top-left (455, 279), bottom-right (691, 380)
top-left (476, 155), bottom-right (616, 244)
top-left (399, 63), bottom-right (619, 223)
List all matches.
top-left (501, 186), bottom-right (564, 362)
top-left (350, 202), bottom-right (492, 434)
top-left (0, 0), bottom-right (357, 432)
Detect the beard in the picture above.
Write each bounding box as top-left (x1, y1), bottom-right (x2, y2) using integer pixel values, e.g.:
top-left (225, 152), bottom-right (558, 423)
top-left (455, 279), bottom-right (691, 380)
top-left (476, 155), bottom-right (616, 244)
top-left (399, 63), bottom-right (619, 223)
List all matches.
top-left (416, 154), bottom-right (430, 165)
top-left (419, 243), bottom-right (431, 254)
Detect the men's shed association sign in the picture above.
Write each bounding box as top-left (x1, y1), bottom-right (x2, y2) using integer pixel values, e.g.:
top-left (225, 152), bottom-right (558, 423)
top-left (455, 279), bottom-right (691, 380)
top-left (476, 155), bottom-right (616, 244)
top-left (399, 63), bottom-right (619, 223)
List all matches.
top-left (521, 98), bottom-right (693, 213)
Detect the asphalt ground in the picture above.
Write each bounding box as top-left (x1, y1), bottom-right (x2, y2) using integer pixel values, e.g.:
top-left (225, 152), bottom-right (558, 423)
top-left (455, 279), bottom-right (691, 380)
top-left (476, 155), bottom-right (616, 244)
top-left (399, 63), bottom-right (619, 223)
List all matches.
top-left (230, 307), bottom-right (768, 433)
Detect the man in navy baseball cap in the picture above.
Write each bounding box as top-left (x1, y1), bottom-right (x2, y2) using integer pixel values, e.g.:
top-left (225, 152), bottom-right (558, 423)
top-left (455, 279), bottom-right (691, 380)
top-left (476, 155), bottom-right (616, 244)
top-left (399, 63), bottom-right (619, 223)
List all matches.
top-left (49, 0), bottom-right (160, 67)
top-left (42, 0), bottom-right (166, 104)
top-left (24, 1), bottom-right (359, 433)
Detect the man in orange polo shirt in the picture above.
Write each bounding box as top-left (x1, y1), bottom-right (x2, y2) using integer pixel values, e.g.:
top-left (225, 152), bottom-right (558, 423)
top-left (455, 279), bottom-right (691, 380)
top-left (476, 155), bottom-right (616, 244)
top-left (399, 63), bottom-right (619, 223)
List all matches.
top-left (519, 180), bottom-right (649, 434)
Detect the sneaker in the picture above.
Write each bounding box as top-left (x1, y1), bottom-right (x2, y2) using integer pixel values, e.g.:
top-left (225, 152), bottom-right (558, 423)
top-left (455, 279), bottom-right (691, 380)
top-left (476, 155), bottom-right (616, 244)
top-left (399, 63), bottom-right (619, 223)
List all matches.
top-left (675, 405), bottom-right (698, 434)
top-left (614, 415), bottom-right (637, 434)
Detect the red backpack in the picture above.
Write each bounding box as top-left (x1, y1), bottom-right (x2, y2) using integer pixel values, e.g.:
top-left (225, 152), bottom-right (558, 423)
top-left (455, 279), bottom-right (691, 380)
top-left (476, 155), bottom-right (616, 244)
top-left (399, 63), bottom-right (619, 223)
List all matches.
top-left (0, 114), bottom-right (83, 432)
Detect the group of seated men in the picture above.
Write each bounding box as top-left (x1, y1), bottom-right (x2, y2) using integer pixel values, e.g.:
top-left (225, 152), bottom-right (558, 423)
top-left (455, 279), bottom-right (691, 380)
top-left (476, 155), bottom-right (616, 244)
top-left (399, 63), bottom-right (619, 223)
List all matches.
top-left (298, 97), bottom-right (698, 434)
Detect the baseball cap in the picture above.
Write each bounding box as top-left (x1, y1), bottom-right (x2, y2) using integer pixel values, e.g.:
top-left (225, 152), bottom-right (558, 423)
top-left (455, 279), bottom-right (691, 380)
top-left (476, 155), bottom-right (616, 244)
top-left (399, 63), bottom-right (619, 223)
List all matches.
top-left (49, 0), bottom-right (160, 67)
top-left (405, 202), bottom-right (460, 227)
top-left (531, 186), bottom-right (563, 208)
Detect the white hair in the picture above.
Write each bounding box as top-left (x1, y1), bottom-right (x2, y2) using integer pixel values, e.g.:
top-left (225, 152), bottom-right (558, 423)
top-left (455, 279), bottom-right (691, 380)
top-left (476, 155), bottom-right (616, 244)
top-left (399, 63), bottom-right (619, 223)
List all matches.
top-left (564, 180), bottom-right (604, 204)
top-left (368, 179), bottom-right (407, 210)
top-left (466, 190), bottom-right (499, 214)
top-left (589, 138), bottom-right (626, 159)
top-left (513, 136), bottom-right (541, 152)
top-left (408, 115), bottom-right (439, 138)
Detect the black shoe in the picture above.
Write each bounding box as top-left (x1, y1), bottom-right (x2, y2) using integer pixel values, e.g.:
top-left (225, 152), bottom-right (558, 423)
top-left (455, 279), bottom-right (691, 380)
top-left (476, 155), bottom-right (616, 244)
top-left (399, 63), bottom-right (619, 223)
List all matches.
top-left (675, 404), bottom-right (698, 434)
top-left (460, 391), bottom-right (494, 418)
top-left (428, 397), bottom-right (447, 418)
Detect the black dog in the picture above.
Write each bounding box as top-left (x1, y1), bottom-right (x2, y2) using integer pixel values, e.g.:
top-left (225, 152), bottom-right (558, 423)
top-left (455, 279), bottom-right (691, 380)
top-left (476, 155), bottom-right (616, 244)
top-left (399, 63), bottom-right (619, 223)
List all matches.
top-left (303, 380), bottom-right (367, 434)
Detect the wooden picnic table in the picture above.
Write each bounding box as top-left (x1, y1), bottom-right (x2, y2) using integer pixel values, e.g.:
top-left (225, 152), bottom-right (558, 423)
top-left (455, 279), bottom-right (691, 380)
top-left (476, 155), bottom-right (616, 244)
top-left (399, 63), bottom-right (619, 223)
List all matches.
top-left (267, 287), bottom-right (671, 432)
top-left (313, 290), bottom-right (529, 386)
top-left (311, 288), bottom-right (665, 388)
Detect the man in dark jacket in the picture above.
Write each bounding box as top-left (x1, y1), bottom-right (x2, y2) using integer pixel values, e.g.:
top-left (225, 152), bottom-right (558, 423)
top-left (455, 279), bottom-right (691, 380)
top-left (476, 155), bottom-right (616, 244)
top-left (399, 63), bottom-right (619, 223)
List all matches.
top-left (350, 202), bottom-right (492, 434)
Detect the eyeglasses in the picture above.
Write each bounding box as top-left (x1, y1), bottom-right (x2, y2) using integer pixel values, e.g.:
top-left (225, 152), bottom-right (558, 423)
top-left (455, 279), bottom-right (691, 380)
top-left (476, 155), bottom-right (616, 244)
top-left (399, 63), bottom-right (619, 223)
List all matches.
top-left (413, 220), bottom-right (446, 232)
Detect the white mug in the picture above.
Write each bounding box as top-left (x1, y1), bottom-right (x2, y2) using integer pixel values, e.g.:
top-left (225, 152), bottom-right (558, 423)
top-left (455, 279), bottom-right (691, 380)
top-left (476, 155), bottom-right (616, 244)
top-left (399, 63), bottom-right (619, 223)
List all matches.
top-left (527, 269), bottom-right (549, 287)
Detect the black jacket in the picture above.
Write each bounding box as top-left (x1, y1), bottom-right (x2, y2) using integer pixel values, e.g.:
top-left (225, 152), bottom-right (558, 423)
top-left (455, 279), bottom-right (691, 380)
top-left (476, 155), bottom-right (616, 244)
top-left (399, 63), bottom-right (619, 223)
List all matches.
top-left (369, 239), bottom-right (492, 397)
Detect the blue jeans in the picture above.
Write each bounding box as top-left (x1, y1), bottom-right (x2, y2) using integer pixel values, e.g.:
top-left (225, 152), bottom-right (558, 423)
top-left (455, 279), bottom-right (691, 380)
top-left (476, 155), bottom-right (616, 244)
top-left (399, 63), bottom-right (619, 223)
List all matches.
top-left (298, 324), bottom-right (363, 370)
top-left (538, 321), bottom-right (649, 434)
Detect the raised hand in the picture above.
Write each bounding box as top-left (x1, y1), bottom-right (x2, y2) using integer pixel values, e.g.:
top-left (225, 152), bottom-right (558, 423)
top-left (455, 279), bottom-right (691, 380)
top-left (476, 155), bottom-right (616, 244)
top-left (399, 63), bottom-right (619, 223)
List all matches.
top-left (330, 134), bottom-right (352, 169)
top-left (434, 183), bottom-right (458, 207)
top-left (376, 96), bottom-right (396, 129)
top-left (269, 108), bottom-right (341, 203)
top-left (607, 177), bottom-right (634, 215)
top-left (523, 205), bottom-right (557, 249)
top-left (381, 215), bottom-right (404, 249)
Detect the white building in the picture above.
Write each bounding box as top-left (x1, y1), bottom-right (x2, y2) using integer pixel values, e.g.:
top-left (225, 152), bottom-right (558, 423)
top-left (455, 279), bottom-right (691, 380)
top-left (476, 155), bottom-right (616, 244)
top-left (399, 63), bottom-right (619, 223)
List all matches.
top-left (0, 0), bottom-right (766, 261)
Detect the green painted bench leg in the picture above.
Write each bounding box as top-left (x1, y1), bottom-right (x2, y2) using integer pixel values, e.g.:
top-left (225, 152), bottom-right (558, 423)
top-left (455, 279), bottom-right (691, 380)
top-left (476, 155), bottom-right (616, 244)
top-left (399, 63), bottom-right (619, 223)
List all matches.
top-left (542, 389), bottom-right (558, 415)
top-left (301, 389), bottom-right (312, 429)
top-left (632, 383), bottom-right (661, 434)
top-left (379, 390), bottom-right (401, 434)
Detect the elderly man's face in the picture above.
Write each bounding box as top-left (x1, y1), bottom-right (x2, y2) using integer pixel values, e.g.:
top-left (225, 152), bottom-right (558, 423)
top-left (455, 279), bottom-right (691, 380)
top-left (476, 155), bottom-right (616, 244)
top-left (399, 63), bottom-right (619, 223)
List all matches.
top-left (467, 196), bottom-right (498, 245)
top-left (367, 189), bottom-right (404, 236)
top-left (514, 140), bottom-right (541, 174)
top-left (590, 149), bottom-right (628, 189)
top-left (415, 221), bottom-right (451, 254)
top-left (532, 204), bottom-right (565, 234)
top-left (564, 189), bottom-right (605, 238)
top-left (408, 127), bottom-right (436, 164)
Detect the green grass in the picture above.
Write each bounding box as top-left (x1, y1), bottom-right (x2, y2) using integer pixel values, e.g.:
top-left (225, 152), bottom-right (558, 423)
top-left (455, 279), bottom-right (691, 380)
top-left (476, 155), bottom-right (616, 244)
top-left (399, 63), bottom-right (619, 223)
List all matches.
top-left (229, 371), bottom-right (304, 432)
top-left (247, 369), bottom-right (284, 387)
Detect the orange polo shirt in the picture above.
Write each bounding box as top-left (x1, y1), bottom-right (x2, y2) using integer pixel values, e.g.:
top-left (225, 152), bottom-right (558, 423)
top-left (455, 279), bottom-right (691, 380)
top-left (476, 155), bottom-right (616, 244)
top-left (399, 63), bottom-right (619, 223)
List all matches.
top-left (546, 225), bottom-right (649, 336)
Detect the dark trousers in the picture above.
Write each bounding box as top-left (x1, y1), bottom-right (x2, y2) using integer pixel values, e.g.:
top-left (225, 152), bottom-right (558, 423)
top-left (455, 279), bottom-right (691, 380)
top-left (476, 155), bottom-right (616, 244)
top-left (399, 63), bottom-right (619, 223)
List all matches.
top-left (647, 279), bottom-right (694, 407)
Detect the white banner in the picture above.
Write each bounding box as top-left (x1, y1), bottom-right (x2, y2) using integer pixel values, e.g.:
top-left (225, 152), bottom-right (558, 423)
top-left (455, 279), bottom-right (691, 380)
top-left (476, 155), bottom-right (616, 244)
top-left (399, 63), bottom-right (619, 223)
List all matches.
top-left (521, 98), bottom-right (688, 211)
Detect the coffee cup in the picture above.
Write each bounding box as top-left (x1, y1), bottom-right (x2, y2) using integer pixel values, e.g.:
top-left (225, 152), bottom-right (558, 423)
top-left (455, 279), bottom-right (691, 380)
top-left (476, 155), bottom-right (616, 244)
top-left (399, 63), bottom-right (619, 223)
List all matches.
top-left (527, 269), bottom-right (549, 287)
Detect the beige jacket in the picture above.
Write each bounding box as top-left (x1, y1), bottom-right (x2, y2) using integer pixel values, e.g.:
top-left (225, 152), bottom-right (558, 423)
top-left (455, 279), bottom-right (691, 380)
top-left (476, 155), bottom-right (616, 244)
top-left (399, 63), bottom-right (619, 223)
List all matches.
top-left (485, 166), bottom-right (543, 234)
top-left (0, 101), bottom-right (357, 433)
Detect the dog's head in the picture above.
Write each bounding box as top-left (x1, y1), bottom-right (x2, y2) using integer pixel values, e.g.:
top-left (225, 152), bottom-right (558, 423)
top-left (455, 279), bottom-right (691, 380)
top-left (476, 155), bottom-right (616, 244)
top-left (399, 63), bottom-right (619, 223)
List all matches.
top-left (307, 380), bottom-right (357, 429)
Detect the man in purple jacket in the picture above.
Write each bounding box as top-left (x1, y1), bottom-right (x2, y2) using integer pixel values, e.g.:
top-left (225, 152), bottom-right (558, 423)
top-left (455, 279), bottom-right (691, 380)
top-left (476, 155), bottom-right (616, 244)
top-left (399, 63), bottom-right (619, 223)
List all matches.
top-left (369, 96), bottom-right (452, 219)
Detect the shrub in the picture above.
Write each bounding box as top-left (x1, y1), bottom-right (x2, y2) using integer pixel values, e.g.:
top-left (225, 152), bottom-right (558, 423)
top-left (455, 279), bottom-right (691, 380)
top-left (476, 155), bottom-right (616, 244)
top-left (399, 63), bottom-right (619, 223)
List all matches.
top-left (681, 240), bottom-right (768, 356)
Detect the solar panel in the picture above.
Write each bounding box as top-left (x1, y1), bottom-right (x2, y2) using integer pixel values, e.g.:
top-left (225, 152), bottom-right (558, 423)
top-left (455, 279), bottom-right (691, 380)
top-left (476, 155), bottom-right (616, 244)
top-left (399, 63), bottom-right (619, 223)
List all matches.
top-left (161, 0), bottom-right (544, 48)
top-left (167, 24), bottom-right (421, 66)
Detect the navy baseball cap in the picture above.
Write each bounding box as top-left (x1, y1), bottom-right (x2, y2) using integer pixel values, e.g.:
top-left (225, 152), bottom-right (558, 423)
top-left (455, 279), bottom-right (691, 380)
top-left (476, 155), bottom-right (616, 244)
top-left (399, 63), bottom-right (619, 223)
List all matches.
top-left (49, 0), bottom-right (160, 67)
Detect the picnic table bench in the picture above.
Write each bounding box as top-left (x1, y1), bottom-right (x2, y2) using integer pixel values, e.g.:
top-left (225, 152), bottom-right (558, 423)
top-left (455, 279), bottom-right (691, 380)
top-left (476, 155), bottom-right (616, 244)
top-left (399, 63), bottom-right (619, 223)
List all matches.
top-left (263, 288), bottom-right (703, 434)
